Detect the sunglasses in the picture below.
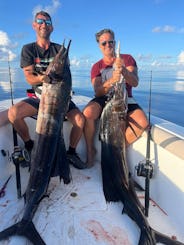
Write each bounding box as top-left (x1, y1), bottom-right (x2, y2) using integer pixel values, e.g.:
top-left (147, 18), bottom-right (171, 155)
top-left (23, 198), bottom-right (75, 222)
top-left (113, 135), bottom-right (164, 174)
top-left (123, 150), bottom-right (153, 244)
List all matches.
top-left (35, 18), bottom-right (52, 26)
top-left (100, 40), bottom-right (115, 46)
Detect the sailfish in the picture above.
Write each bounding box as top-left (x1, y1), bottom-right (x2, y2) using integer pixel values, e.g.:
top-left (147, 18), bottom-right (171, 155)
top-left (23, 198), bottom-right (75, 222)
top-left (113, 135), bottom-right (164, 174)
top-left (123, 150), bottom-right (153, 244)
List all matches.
top-left (99, 42), bottom-right (184, 245)
top-left (0, 40), bottom-right (72, 245)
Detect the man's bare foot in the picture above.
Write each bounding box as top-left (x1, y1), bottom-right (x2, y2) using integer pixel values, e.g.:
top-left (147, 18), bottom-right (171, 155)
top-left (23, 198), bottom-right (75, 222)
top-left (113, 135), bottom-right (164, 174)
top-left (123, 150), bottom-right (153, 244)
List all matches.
top-left (86, 148), bottom-right (97, 168)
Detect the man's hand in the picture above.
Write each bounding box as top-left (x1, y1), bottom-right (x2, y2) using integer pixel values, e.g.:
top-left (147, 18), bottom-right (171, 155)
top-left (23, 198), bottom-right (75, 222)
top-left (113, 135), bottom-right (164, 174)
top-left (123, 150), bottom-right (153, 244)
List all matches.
top-left (112, 68), bottom-right (122, 83)
top-left (112, 57), bottom-right (129, 81)
top-left (114, 57), bottom-right (124, 68)
top-left (40, 74), bottom-right (51, 83)
top-left (111, 57), bottom-right (123, 83)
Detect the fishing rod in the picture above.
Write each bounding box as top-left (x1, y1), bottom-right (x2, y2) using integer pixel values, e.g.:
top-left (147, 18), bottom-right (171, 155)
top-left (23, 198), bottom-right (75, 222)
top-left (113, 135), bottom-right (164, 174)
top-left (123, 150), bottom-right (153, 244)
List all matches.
top-left (144, 70), bottom-right (154, 217)
top-left (8, 56), bottom-right (22, 199)
top-left (136, 70), bottom-right (153, 217)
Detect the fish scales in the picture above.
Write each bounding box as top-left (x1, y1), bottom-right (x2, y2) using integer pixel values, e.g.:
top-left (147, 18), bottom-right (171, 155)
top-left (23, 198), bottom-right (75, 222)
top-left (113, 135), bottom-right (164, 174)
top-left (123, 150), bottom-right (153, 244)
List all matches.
top-left (100, 82), bottom-right (129, 201)
top-left (36, 82), bottom-right (69, 135)
top-left (0, 40), bottom-right (72, 245)
top-left (100, 81), bottom-right (184, 245)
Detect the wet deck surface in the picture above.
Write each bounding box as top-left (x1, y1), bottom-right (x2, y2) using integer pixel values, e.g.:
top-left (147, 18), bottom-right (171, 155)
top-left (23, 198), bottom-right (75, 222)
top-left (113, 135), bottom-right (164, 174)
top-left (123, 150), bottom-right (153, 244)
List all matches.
top-left (0, 160), bottom-right (184, 245)
top-left (0, 96), bottom-right (184, 245)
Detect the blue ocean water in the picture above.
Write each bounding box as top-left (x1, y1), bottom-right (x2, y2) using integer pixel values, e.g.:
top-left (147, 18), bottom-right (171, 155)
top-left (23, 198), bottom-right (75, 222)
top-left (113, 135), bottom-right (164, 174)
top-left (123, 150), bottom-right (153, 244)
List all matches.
top-left (0, 67), bottom-right (184, 127)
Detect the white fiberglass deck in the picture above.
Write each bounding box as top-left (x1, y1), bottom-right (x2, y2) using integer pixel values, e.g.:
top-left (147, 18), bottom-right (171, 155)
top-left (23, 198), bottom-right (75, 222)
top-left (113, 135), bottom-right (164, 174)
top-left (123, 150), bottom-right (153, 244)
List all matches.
top-left (0, 95), bottom-right (184, 244)
top-left (0, 158), bottom-right (184, 245)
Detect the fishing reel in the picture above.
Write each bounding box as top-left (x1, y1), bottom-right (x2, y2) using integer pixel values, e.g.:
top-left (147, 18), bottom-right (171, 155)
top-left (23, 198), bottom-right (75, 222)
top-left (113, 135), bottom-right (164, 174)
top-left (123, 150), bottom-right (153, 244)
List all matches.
top-left (136, 160), bottom-right (154, 179)
top-left (11, 146), bottom-right (30, 165)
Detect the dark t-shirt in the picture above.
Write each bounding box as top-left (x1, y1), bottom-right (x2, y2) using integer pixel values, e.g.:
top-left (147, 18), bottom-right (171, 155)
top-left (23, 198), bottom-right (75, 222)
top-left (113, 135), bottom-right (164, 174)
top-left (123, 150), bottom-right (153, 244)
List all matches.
top-left (21, 42), bottom-right (77, 111)
top-left (20, 42), bottom-right (62, 93)
top-left (20, 42), bottom-right (61, 71)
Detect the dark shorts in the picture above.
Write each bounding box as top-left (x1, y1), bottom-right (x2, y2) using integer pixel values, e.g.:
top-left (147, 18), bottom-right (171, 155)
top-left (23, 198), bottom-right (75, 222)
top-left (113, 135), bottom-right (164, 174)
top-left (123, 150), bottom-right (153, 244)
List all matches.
top-left (23, 97), bottom-right (78, 113)
top-left (91, 95), bottom-right (142, 113)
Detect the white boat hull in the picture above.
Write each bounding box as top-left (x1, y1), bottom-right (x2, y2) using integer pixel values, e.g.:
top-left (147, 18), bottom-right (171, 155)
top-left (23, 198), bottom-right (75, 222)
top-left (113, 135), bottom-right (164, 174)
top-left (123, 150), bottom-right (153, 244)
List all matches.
top-left (0, 96), bottom-right (184, 244)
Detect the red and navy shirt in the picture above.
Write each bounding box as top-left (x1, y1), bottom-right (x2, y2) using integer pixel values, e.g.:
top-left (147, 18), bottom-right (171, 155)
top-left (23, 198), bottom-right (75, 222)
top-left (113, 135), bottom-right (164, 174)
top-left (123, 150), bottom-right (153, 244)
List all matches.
top-left (91, 54), bottom-right (137, 97)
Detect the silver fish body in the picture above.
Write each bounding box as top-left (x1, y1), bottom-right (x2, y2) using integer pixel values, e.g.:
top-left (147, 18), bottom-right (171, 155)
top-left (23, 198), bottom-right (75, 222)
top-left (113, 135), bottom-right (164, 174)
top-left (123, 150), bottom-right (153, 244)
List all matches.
top-left (24, 43), bottom-right (72, 207)
top-left (0, 40), bottom-right (72, 245)
top-left (100, 81), bottom-right (129, 200)
top-left (100, 81), bottom-right (183, 245)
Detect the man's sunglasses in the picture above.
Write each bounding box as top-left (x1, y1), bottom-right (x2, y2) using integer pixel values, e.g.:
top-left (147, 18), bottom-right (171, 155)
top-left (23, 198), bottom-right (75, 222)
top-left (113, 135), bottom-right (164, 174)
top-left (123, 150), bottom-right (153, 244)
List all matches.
top-left (35, 19), bottom-right (52, 26)
top-left (100, 40), bottom-right (115, 46)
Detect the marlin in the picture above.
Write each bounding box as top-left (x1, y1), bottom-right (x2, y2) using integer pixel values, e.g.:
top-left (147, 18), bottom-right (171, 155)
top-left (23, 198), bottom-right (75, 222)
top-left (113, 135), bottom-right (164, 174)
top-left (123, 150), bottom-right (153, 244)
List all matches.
top-left (99, 80), bottom-right (184, 245)
top-left (0, 40), bottom-right (72, 245)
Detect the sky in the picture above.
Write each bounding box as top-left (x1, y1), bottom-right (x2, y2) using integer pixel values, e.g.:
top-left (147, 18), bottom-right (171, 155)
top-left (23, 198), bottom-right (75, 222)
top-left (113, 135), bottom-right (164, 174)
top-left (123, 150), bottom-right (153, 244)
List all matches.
top-left (0, 0), bottom-right (184, 72)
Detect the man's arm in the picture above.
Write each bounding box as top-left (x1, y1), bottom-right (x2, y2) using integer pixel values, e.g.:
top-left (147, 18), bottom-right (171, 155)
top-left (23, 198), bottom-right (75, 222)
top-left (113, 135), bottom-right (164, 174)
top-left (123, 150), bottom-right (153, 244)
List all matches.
top-left (23, 65), bottom-right (49, 85)
top-left (114, 57), bottom-right (138, 87)
top-left (92, 73), bottom-right (119, 97)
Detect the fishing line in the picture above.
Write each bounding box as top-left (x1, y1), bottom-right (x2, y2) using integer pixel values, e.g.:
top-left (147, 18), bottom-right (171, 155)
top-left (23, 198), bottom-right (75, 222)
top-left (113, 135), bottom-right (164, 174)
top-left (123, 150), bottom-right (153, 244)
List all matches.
top-left (144, 70), bottom-right (154, 217)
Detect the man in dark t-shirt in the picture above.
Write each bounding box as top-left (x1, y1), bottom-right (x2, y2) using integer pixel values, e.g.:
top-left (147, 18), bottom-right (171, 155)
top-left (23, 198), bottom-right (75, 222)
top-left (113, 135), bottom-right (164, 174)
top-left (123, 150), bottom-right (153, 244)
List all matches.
top-left (8, 11), bottom-right (87, 169)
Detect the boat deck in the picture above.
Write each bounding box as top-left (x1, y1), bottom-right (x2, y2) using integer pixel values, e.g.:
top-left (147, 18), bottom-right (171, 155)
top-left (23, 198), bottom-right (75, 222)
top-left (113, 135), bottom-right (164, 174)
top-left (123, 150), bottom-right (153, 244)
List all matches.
top-left (0, 159), bottom-right (184, 245)
top-left (0, 96), bottom-right (184, 244)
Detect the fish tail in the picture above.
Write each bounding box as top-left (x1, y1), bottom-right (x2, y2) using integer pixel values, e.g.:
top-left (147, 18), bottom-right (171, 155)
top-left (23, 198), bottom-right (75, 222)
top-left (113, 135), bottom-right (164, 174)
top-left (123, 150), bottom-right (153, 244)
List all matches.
top-left (139, 227), bottom-right (184, 245)
top-left (153, 228), bottom-right (184, 245)
top-left (0, 222), bottom-right (18, 240)
top-left (0, 220), bottom-right (46, 245)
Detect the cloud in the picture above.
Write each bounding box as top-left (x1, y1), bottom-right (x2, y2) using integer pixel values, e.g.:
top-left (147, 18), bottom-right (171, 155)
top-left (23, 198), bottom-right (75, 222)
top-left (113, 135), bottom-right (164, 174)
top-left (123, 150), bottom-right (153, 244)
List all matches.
top-left (177, 51), bottom-right (184, 64)
top-left (70, 55), bottom-right (93, 69)
top-left (32, 0), bottom-right (61, 18)
top-left (0, 31), bottom-right (16, 62)
top-left (152, 25), bottom-right (175, 33)
top-left (163, 25), bottom-right (175, 32)
top-left (136, 52), bottom-right (182, 71)
top-left (152, 25), bottom-right (184, 33)
top-left (0, 47), bottom-right (16, 62)
top-left (137, 54), bottom-right (153, 61)
top-left (178, 28), bottom-right (184, 33)
top-left (70, 57), bottom-right (80, 67)
top-left (151, 60), bottom-right (162, 67)
top-left (0, 30), bottom-right (10, 46)
top-left (158, 55), bottom-right (172, 59)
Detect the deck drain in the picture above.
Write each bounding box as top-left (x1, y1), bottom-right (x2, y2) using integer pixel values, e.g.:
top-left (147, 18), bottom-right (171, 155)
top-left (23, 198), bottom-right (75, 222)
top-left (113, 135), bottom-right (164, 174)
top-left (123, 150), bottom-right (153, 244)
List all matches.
top-left (70, 192), bottom-right (77, 197)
